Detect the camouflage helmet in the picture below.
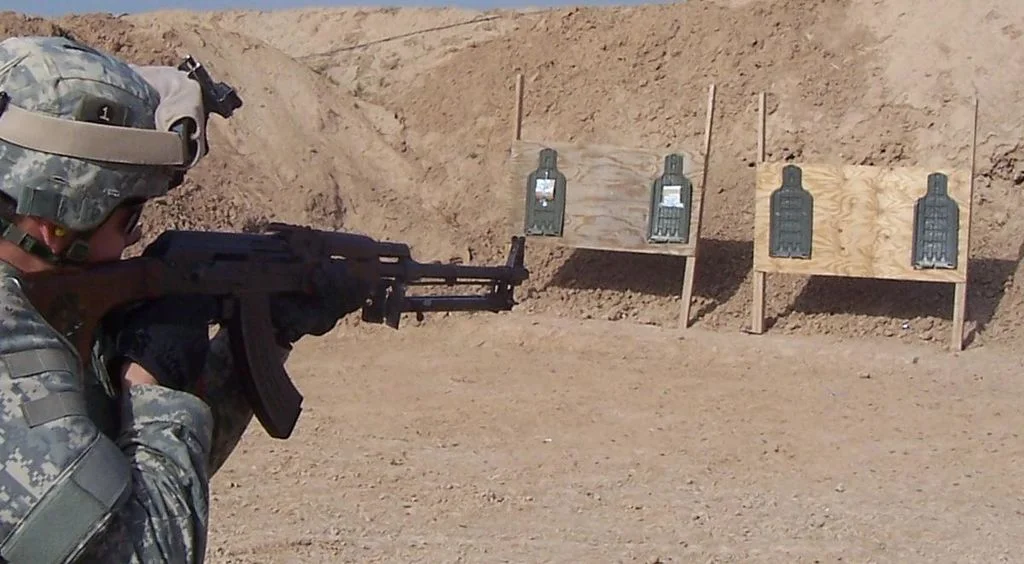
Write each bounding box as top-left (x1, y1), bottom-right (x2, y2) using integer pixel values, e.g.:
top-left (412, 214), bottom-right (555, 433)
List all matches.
top-left (0, 35), bottom-right (205, 240)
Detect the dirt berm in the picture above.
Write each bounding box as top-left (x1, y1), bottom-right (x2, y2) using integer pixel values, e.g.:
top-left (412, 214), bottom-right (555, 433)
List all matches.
top-left (3, 2), bottom-right (1024, 349)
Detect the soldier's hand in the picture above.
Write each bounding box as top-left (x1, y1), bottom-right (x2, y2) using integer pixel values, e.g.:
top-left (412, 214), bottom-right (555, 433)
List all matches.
top-left (106, 295), bottom-right (220, 390)
top-left (269, 261), bottom-right (371, 347)
top-left (120, 362), bottom-right (159, 388)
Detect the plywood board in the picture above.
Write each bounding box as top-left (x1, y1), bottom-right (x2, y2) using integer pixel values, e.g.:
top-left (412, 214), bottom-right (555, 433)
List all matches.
top-left (753, 162), bottom-right (972, 283)
top-left (508, 139), bottom-right (706, 256)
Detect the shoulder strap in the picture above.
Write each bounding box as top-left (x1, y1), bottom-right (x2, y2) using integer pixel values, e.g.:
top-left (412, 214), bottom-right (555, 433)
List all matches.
top-left (1, 437), bottom-right (130, 563)
top-left (0, 346), bottom-right (131, 563)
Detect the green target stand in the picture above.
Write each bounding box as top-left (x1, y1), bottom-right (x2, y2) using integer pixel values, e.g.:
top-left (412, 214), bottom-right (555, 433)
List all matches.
top-left (749, 92), bottom-right (978, 351)
top-left (508, 75), bottom-right (718, 328)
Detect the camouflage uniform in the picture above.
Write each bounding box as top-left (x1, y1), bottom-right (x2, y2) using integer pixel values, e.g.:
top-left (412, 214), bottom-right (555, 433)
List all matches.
top-left (0, 36), bottom-right (262, 562)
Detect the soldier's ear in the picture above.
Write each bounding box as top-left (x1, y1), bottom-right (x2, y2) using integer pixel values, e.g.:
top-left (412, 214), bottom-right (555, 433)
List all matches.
top-left (37, 220), bottom-right (70, 251)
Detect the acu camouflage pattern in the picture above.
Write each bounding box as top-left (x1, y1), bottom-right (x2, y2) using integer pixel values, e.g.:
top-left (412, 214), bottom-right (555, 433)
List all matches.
top-left (88, 317), bottom-right (268, 477)
top-left (0, 33), bottom-right (265, 562)
top-left (0, 36), bottom-right (178, 232)
top-left (0, 253), bottom-right (261, 562)
top-left (0, 259), bottom-right (209, 562)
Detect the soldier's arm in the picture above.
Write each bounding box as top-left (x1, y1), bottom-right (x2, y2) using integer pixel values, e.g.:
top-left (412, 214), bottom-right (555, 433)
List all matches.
top-left (0, 267), bottom-right (221, 563)
top-left (0, 360), bottom-right (214, 563)
top-left (71, 382), bottom-right (215, 562)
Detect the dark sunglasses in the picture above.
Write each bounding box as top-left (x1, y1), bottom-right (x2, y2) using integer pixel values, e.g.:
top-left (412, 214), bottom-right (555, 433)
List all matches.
top-left (122, 204), bottom-right (143, 236)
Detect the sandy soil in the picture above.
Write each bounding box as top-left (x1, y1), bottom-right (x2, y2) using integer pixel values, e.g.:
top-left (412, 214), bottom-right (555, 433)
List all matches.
top-left (205, 315), bottom-right (1024, 563)
top-left (3, 1), bottom-right (1024, 560)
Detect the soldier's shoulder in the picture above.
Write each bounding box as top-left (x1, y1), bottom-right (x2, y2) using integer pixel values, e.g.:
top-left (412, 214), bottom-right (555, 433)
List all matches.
top-left (0, 262), bottom-right (69, 355)
top-left (0, 261), bottom-right (123, 563)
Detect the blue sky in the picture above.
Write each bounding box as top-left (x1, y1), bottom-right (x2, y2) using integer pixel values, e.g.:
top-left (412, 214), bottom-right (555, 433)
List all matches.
top-left (7, 0), bottom-right (650, 18)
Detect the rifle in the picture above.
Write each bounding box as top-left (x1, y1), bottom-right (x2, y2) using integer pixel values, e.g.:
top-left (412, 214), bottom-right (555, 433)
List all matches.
top-left (18, 222), bottom-right (529, 439)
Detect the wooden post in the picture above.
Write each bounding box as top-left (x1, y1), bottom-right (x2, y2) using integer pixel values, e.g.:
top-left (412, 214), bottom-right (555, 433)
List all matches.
top-left (952, 95), bottom-right (979, 351)
top-left (952, 282), bottom-right (967, 351)
top-left (679, 83), bottom-right (716, 328)
top-left (513, 73), bottom-right (524, 142)
top-left (757, 91), bottom-right (766, 162)
top-left (750, 91), bottom-right (767, 334)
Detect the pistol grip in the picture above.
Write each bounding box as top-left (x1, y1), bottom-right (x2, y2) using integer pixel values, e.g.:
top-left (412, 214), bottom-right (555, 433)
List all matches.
top-left (226, 293), bottom-right (303, 439)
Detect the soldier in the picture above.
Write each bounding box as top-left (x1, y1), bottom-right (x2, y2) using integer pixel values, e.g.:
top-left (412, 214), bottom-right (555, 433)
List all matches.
top-left (0, 36), bottom-right (364, 562)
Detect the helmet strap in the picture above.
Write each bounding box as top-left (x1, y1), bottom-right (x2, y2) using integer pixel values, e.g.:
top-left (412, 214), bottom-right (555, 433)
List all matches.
top-left (0, 214), bottom-right (90, 265)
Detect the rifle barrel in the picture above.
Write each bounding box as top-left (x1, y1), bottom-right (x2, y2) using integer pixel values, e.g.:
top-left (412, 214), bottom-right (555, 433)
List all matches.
top-left (390, 262), bottom-right (526, 284)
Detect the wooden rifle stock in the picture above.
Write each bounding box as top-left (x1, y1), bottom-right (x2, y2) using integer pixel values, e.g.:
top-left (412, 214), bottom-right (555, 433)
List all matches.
top-left (18, 223), bottom-right (529, 439)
